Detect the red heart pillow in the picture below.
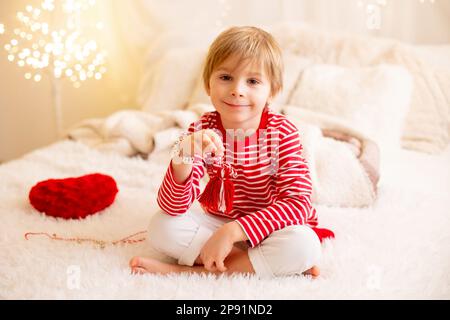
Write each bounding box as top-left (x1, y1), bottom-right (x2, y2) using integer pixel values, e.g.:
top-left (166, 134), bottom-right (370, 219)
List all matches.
top-left (29, 173), bottom-right (118, 219)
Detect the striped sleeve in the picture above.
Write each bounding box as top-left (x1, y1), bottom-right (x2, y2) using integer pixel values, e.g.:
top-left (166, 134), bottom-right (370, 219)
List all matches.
top-left (156, 120), bottom-right (206, 216)
top-left (235, 125), bottom-right (317, 247)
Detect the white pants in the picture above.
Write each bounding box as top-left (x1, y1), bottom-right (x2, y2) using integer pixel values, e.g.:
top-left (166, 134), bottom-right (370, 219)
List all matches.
top-left (146, 202), bottom-right (322, 278)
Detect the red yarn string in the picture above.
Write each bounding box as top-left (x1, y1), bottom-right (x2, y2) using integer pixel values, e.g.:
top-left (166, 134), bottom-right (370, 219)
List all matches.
top-left (198, 154), bottom-right (236, 215)
top-left (24, 230), bottom-right (147, 248)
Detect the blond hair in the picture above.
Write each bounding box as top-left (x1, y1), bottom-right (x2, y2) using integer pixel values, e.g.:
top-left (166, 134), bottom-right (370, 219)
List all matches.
top-left (203, 26), bottom-right (283, 97)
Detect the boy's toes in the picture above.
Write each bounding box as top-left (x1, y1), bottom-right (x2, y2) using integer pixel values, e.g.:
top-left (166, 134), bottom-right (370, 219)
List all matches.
top-left (131, 266), bottom-right (147, 275)
top-left (309, 266), bottom-right (320, 278)
top-left (129, 256), bottom-right (141, 268)
top-left (303, 265), bottom-right (320, 278)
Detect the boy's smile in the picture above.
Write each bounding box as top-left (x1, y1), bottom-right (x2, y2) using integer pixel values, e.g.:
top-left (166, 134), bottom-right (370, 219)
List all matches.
top-left (222, 101), bottom-right (250, 108)
top-left (207, 54), bottom-right (272, 132)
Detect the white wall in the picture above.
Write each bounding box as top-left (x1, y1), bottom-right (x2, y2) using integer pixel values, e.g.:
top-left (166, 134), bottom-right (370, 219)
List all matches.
top-left (1, 0), bottom-right (449, 162)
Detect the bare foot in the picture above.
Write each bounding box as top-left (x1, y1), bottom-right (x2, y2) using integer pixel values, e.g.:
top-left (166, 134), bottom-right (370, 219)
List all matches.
top-left (130, 266), bottom-right (148, 275)
top-left (303, 265), bottom-right (320, 278)
top-left (194, 255), bottom-right (203, 266)
top-left (129, 256), bottom-right (180, 275)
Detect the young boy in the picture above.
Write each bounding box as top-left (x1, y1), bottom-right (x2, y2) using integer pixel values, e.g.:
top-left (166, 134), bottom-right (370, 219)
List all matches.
top-left (130, 26), bottom-right (322, 278)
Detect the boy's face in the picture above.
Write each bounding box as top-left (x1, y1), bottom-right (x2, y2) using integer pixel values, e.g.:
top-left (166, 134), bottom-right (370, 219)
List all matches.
top-left (207, 54), bottom-right (272, 130)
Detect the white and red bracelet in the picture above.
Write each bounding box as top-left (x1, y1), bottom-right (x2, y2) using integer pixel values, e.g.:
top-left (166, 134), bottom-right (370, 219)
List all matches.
top-left (170, 131), bottom-right (195, 165)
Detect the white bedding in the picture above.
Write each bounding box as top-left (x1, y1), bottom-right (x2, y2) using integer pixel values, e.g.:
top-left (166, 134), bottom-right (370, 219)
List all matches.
top-left (0, 140), bottom-right (449, 299)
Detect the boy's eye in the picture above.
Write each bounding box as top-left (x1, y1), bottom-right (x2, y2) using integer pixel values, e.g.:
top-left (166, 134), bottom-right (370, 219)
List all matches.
top-left (248, 78), bottom-right (260, 85)
top-left (219, 75), bottom-right (232, 81)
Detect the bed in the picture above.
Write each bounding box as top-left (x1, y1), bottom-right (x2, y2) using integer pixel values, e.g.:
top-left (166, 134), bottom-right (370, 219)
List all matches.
top-left (1, 23), bottom-right (449, 299)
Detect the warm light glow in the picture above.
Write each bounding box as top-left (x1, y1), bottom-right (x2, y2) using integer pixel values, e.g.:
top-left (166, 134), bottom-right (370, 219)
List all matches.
top-left (0, 24), bottom-right (5, 35)
top-left (42, 0), bottom-right (55, 12)
top-left (3, 0), bottom-right (107, 88)
top-left (54, 68), bottom-right (62, 78)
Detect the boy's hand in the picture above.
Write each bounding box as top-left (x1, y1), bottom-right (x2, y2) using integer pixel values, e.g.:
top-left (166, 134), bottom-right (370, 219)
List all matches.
top-left (179, 129), bottom-right (225, 159)
top-left (199, 222), bottom-right (248, 273)
top-left (200, 224), bottom-right (234, 272)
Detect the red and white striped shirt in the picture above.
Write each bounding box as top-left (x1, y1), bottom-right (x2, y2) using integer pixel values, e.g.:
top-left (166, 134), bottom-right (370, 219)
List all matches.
top-left (157, 107), bottom-right (318, 247)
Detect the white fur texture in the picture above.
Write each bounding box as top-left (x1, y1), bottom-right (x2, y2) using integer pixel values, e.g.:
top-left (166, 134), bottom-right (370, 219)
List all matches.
top-left (0, 140), bottom-right (449, 299)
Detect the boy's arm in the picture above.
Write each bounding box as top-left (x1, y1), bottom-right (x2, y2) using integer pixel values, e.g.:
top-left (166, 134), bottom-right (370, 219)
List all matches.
top-left (223, 221), bottom-right (249, 242)
top-left (156, 123), bottom-right (206, 216)
top-left (156, 157), bottom-right (205, 216)
top-left (171, 161), bottom-right (194, 185)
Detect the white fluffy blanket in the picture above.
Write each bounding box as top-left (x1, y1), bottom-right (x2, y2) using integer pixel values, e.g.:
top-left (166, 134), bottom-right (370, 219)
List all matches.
top-left (67, 106), bottom-right (375, 207)
top-left (0, 140), bottom-right (449, 299)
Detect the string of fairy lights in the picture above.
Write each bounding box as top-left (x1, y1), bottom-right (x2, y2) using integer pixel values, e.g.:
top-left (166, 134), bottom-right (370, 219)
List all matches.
top-left (1, 0), bottom-right (107, 88)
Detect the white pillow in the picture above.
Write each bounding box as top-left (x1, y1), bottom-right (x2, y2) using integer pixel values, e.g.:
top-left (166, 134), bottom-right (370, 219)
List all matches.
top-left (187, 51), bottom-right (312, 113)
top-left (138, 47), bottom-right (207, 113)
top-left (288, 63), bottom-right (413, 159)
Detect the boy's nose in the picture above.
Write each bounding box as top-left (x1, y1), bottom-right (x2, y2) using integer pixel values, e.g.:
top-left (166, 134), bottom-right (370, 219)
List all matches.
top-left (231, 83), bottom-right (245, 97)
